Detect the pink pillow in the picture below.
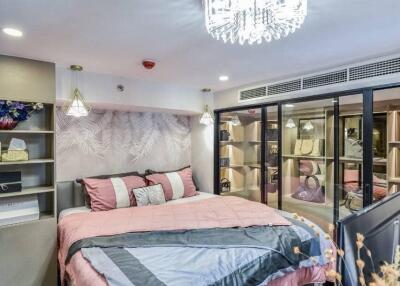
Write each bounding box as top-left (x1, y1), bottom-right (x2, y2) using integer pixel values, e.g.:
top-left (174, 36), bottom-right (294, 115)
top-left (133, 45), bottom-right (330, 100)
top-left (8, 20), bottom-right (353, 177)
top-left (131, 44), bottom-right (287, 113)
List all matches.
top-left (83, 175), bottom-right (147, 211)
top-left (145, 167), bottom-right (198, 201)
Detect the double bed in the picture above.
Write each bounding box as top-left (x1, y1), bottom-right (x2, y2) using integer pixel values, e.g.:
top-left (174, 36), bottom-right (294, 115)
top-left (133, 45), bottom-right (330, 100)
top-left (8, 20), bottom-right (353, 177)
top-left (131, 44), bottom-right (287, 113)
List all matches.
top-left (58, 191), bottom-right (336, 286)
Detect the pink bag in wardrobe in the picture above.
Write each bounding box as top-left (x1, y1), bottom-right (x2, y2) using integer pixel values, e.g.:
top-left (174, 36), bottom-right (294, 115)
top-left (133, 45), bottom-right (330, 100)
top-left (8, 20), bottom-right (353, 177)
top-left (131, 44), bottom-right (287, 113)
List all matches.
top-left (291, 175), bottom-right (325, 203)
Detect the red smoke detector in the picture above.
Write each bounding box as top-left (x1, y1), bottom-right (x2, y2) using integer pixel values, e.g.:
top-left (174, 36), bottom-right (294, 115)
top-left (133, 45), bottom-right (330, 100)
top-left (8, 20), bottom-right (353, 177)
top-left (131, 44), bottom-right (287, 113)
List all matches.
top-left (142, 60), bottom-right (156, 69)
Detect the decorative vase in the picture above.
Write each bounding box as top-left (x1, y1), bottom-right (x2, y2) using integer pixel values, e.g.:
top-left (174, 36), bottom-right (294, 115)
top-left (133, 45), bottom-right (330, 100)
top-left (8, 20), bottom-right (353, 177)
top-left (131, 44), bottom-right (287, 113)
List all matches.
top-left (0, 115), bottom-right (18, 130)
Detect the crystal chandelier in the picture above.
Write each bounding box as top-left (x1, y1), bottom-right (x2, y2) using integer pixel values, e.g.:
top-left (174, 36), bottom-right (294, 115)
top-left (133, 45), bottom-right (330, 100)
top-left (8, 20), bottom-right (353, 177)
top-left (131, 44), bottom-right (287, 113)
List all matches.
top-left (63, 65), bottom-right (90, 117)
top-left (204, 0), bottom-right (307, 45)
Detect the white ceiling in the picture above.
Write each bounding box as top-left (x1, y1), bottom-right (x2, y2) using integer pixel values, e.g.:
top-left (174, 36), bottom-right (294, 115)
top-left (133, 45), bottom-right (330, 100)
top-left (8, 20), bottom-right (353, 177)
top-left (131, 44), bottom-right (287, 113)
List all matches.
top-left (1, 0), bottom-right (400, 92)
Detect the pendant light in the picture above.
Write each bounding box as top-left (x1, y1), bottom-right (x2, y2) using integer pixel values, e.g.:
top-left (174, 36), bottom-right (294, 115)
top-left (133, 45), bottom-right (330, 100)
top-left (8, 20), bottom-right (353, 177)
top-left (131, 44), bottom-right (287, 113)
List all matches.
top-left (285, 118), bottom-right (296, 128)
top-left (199, 105), bottom-right (214, 125)
top-left (64, 65), bottom-right (90, 117)
top-left (230, 114), bottom-right (241, 126)
top-left (303, 120), bottom-right (314, 131)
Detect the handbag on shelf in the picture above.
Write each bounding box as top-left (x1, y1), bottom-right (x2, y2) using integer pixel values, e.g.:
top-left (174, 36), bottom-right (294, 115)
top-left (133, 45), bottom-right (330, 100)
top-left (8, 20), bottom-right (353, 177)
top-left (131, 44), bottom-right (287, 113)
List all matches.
top-left (267, 154), bottom-right (278, 167)
top-left (266, 128), bottom-right (278, 141)
top-left (291, 175), bottom-right (325, 203)
top-left (266, 171), bottom-right (278, 193)
top-left (300, 139), bottom-right (314, 155)
top-left (342, 190), bottom-right (363, 212)
top-left (310, 139), bottom-right (323, 156)
top-left (299, 160), bottom-right (320, 175)
top-left (345, 138), bottom-right (363, 158)
top-left (294, 139), bottom-right (323, 156)
top-left (220, 130), bottom-right (230, 141)
top-left (220, 178), bottom-right (231, 193)
top-left (220, 157), bottom-right (230, 167)
top-left (294, 139), bottom-right (303, 155)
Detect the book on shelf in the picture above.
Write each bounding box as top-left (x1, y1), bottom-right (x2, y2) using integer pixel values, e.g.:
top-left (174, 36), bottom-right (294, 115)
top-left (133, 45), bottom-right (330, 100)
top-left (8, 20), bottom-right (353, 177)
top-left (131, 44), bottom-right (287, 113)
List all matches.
top-left (0, 194), bottom-right (39, 227)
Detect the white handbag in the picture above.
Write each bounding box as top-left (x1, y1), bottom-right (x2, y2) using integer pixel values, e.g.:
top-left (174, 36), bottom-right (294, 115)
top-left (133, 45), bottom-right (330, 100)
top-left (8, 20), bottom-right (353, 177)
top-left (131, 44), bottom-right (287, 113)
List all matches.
top-left (300, 139), bottom-right (314, 155)
top-left (294, 139), bottom-right (303, 155)
top-left (311, 139), bottom-right (322, 156)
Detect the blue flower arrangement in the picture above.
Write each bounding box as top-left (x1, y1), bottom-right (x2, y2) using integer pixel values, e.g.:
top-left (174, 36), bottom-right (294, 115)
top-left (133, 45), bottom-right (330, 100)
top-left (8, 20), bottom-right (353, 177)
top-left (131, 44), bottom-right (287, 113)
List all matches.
top-left (0, 100), bottom-right (44, 129)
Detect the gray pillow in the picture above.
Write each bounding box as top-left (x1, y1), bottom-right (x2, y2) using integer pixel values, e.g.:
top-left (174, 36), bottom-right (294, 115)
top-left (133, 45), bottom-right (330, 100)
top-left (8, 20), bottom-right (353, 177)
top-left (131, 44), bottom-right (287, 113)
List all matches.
top-left (132, 184), bottom-right (166, 207)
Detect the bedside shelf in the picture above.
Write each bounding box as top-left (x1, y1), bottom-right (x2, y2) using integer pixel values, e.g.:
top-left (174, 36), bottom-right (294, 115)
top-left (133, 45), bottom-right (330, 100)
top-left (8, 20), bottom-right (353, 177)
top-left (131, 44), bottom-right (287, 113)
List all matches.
top-left (0, 159), bottom-right (54, 166)
top-left (0, 130), bottom-right (54, 134)
top-left (0, 212), bottom-right (55, 230)
top-left (0, 186), bottom-right (54, 199)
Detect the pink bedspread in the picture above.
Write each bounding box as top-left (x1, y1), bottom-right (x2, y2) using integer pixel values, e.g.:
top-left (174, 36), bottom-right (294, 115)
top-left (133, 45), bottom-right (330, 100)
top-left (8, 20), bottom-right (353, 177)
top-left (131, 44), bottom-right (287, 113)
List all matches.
top-left (58, 196), bottom-right (332, 286)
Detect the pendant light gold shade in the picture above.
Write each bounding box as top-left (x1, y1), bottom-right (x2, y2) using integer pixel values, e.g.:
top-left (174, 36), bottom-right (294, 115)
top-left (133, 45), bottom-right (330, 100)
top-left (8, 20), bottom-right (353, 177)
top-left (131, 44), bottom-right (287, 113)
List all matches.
top-left (199, 105), bottom-right (214, 125)
top-left (286, 118), bottom-right (296, 128)
top-left (64, 88), bottom-right (90, 117)
top-left (64, 65), bottom-right (90, 117)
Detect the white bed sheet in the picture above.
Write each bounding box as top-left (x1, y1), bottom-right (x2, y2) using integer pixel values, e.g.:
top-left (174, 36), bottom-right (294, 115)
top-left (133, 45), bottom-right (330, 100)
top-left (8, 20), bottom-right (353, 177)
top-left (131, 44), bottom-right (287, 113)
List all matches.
top-left (59, 192), bottom-right (217, 220)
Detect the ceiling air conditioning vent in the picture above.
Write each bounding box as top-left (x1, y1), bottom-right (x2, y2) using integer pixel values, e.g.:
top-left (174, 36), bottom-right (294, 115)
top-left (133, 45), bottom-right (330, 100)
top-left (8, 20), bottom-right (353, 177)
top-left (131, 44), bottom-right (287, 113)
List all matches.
top-left (349, 57), bottom-right (400, 81)
top-left (239, 86), bottom-right (267, 101)
top-left (303, 69), bottom-right (347, 89)
top-left (267, 79), bottom-right (301, 95)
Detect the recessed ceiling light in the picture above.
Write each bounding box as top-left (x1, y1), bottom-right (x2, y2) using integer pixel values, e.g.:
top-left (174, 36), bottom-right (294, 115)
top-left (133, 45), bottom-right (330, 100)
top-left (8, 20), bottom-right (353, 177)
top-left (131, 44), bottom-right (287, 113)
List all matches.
top-left (285, 104), bottom-right (295, 108)
top-left (219, 75), bottom-right (229, 81)
top-left (2, 27), bottom-right (23, 37)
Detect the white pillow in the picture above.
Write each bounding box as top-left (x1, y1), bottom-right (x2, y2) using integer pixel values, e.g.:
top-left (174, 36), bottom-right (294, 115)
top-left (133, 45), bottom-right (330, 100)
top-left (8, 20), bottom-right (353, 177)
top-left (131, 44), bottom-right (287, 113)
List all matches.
top-left (132, 184), bottom-right (166, 207)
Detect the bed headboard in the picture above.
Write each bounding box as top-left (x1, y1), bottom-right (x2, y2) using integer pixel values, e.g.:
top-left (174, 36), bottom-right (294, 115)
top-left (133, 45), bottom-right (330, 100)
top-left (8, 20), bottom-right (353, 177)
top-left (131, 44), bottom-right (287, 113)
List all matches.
top-left (57, 181), bottom-right (86, 215)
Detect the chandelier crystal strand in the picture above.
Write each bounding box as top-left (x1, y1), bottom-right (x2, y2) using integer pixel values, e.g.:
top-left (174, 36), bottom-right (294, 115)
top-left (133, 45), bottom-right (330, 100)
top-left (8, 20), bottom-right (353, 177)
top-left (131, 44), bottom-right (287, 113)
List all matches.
top-left (205, 0), bottom-right (307, 45)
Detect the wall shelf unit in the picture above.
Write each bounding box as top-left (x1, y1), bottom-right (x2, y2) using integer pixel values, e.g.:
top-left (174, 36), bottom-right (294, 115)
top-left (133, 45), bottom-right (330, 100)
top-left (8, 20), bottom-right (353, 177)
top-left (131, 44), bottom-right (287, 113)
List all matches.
top-left (0, 55), bottom-right (57, 285)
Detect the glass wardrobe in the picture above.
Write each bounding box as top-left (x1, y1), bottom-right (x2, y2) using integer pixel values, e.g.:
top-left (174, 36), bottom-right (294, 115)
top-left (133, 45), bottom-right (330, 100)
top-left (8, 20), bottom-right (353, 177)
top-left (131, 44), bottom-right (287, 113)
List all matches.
top-left (215, 86), bottom-right (400, 232)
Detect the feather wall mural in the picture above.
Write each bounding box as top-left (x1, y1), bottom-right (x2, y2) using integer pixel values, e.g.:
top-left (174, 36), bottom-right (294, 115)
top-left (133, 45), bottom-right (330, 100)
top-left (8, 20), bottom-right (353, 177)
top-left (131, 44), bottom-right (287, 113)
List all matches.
top-left (56, 108), bottom-right (191, 181)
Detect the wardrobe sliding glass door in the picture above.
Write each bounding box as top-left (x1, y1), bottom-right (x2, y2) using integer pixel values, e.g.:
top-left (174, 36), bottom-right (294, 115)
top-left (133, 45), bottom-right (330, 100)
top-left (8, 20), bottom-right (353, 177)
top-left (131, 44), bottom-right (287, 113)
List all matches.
top-left (281, 99), bottom-right (335, 232)
top-left (218, 109), bottom-right (262, 202)
top-left (264, 105), bottom-right (279, 209)
top-left (372, 87), bottom-right (400, 202)
top-left (337, 94), bottom-right (364, 219)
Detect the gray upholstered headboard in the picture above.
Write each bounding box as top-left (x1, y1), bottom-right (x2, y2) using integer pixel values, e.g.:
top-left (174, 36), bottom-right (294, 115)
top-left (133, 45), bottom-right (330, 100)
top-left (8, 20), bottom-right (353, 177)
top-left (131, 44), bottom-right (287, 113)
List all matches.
top-left (57, 181), bottom-right (86, 216)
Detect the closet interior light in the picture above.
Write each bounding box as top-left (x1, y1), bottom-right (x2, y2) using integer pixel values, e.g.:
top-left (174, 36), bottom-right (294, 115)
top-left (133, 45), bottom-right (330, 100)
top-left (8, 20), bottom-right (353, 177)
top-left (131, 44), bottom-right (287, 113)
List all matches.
top-left (285, 118), bottom-right (296, 128)
top-left (303, 120), bottom-right (314, 130)
top-left (230, 114), bottom-right (241, 126)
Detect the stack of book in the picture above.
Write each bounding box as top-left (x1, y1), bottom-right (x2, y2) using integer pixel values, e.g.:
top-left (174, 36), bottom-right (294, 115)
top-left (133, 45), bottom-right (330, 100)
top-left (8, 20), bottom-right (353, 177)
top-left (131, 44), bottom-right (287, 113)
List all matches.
top-left (0, 195), bottom-right (39, 227)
